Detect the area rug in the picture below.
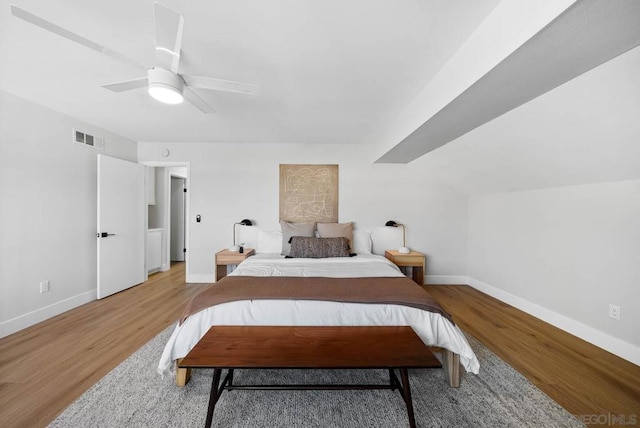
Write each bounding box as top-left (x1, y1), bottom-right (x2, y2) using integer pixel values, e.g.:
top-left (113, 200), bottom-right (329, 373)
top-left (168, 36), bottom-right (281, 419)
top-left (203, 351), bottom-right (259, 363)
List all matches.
top-left (49, 325), bottom-right (584, 427)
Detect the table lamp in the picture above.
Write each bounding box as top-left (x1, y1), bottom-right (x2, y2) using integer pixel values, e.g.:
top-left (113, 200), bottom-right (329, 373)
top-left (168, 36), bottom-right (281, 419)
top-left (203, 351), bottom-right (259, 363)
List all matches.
top-left (385, 220), bottom-right (410, 254)
top-left (229, 219), bottom-right (253, 251)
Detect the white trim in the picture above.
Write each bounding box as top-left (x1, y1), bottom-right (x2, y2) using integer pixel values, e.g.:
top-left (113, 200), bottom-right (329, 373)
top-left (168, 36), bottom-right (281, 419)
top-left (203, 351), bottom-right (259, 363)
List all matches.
top-left (425, 275), bottom-right (468, 285)
top-left (186, 274), bottom-right (215, 284)
top-left (467, 276), bottom-right (640, 366)
top-left (0, 289), bottom-right (96, 339)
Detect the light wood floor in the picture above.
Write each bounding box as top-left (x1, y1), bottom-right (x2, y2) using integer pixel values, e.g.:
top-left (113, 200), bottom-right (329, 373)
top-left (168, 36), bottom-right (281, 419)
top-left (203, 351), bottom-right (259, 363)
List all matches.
top-left (0, 263), bottom-right (209, 428)
top-left (0, 265), bottom-right (638, 427)
top-left (426, 284), bottom-right (640, 426)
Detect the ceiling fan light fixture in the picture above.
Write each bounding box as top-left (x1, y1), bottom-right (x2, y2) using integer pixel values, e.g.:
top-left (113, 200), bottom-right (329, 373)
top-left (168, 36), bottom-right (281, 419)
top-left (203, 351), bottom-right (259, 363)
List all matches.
top-left (147, 67), bottom-right (184, 104)
top-left (148, 84), bottom-right (183, 104)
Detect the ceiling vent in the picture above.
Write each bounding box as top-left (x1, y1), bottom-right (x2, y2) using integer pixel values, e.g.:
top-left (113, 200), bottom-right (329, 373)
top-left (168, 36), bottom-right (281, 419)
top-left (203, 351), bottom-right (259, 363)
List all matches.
top-left (73, 128), bottom-right (104, 150)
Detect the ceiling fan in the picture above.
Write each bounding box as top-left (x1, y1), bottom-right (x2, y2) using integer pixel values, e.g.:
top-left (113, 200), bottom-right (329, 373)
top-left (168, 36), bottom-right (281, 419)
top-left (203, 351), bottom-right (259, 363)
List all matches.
top-left (10, 2), bottom-right (260, 113)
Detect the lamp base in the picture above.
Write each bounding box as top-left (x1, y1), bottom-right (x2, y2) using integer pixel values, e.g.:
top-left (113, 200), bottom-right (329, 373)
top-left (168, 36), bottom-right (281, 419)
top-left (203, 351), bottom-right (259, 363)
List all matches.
top-left (228, 245), bottom-right (240, 252)
top-left (398, 246), bottom-right (411, 254)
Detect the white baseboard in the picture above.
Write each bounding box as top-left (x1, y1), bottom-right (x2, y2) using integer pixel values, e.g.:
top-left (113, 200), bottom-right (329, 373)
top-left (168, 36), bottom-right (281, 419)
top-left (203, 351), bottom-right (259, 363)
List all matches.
top-left (425, 275), bottom-right (468, 285)
top-left (186, 274), bottom-right (215, 283)
top-left (467, 276), bottom-right (640, 366)
top-left (0, 289), bottom-right (96, 339)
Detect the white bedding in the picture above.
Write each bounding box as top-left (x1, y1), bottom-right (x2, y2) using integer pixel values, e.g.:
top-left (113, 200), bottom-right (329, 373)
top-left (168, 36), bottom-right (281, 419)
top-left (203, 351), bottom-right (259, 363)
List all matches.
top-left (158, 254), bottom-right (480, 376)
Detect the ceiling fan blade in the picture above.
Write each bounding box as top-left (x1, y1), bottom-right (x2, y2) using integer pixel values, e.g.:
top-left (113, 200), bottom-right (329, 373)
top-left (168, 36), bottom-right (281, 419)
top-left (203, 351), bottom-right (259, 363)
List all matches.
top-left (184, 87), bottom-right (215, 114)
top-left (182, 75), bottom-right (260, 95)
top-left (102, 77), bottom-right (148, 92)
top-left (10, 5), bottom-right (145, 71)
top-left (153, 2), bottom-right (184, 74)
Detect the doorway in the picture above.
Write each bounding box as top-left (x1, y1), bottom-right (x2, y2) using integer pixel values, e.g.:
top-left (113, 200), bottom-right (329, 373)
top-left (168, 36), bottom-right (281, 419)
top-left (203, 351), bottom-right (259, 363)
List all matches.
top-left (170, 176), bottom-right (186, 262)
top-left (141, 161), bottom-right (190, 282)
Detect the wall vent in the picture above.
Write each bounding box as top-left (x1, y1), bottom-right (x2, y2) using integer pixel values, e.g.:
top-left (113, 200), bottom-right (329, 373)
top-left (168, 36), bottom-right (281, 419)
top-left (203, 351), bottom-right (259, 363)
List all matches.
top-left (73, 128), bottom-right (104, 150)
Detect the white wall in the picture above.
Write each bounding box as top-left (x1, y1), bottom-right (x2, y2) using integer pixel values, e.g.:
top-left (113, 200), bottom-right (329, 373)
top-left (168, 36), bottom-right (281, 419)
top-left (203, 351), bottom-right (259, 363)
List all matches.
top-left (138, 142), bottom-right (468, 283)
top-left (148, 167), bottom-right (167, 230)
top-left (0, 91), bottom-right (137, 338)
top-left (467, 180), bottom-right (640, 364)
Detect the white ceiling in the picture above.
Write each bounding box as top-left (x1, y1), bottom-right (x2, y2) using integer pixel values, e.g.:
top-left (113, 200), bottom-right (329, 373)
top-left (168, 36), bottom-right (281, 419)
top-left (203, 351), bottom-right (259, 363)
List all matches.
top-left (0, 0), bottom-right (500, 143)
top-left (2, 0), bottom-right (640, 195)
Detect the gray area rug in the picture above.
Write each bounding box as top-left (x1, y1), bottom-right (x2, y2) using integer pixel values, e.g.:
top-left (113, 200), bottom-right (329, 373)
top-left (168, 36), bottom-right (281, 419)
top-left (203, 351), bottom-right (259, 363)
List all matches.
top-left (50, 325), bottom-right (584, 427)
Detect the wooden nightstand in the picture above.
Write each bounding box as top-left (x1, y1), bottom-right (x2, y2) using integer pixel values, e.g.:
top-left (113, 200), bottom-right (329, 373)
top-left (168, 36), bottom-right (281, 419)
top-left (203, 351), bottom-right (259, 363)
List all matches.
top-left (215, 248), bottom-right (255, 281)
top-left (385, 250), bottom-right (425, 285)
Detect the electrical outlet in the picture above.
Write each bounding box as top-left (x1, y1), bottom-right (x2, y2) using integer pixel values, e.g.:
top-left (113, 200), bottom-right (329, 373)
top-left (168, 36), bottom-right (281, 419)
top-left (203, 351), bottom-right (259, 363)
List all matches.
top-left (608, 304), bottom-right (620, 320)
top-left (40, 280), bottom-right (50, 293)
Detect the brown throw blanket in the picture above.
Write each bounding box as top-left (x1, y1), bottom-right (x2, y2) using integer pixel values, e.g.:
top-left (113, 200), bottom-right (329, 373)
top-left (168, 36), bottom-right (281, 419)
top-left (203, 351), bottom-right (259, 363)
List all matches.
top-left (180, 276), bottom-right (454, 325)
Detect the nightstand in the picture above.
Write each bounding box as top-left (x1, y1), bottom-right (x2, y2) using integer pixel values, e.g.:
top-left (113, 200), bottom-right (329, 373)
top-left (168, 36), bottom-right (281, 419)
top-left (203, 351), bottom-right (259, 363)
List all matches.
top-left (215, 248), bottom-right (255, 281)
top-left (385, 250), bottom-right (425, 285)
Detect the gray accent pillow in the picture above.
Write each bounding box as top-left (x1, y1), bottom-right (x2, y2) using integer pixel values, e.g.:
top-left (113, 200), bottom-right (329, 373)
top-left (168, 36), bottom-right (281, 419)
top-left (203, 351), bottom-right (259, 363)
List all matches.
top-left (280, 221), bottom-right (316, 256)
top-left (288, 236), bottom-right (351, 258)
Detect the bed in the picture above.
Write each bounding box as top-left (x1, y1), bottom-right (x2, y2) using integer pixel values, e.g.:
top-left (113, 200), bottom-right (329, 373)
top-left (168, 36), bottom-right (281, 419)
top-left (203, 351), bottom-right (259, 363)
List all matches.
top-left (158, 253), bottom-right (480, 387)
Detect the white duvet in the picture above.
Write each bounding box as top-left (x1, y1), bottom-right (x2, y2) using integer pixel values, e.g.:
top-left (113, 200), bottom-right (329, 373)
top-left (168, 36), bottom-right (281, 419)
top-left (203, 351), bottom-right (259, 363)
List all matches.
top-left (158, 254), bottom-right (480, 376)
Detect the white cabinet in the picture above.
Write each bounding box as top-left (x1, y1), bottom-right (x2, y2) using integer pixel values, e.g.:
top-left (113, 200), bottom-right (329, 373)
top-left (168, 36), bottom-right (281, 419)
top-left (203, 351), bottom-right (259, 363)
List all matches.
top-left (147, 228), bottom-right (163, 273)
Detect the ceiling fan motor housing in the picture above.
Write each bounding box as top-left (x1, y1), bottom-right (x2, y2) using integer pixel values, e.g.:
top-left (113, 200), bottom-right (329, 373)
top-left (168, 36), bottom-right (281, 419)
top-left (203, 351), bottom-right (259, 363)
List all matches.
top-left (147, 67), bottom-right (184, 104)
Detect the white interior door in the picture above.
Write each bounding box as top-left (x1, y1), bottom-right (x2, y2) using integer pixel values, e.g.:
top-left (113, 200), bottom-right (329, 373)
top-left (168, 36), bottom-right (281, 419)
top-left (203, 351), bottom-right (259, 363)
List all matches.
top-left (97, 154), bottom-right (145, 299)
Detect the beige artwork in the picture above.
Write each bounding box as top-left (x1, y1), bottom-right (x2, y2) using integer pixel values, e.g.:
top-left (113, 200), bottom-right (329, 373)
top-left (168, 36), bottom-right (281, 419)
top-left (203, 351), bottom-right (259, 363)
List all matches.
top-left (279, 164), bottom-right (338, 223)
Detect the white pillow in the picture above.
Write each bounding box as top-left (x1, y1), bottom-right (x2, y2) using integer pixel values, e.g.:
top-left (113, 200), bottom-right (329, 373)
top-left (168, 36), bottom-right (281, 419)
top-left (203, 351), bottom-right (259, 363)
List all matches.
top-left (352, 230), bottom-right (372, 254)
top-left (256, 230), bottom-right (283, 254)
top-left (370, 226), bottom-right (403, 255)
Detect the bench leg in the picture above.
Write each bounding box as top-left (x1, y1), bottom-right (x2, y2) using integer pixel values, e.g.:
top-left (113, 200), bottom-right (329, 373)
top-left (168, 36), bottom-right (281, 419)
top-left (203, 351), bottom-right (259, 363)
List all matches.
top-left (228, 368), bottom-right (234, 387)
top-left (389, 369), bottom-right (402, 391)
top-left (443, 350), bottom-right (461, 388)
top-left (175, 360), bottom-right (191, 387)
top-left (399, 369), bottom-right (416, 428)
top-left (205, 369), bottom-right (223, 428)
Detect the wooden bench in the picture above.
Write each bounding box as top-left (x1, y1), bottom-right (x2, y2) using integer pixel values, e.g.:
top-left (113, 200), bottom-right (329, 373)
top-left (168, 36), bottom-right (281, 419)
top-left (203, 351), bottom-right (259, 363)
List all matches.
top-left (179, 325), bottom-right (442, 428)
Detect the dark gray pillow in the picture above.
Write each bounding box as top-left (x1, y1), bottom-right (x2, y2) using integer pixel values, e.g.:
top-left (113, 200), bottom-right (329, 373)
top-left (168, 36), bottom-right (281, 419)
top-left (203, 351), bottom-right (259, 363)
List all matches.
top-left (288, 236), bottom-right (351, 258)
